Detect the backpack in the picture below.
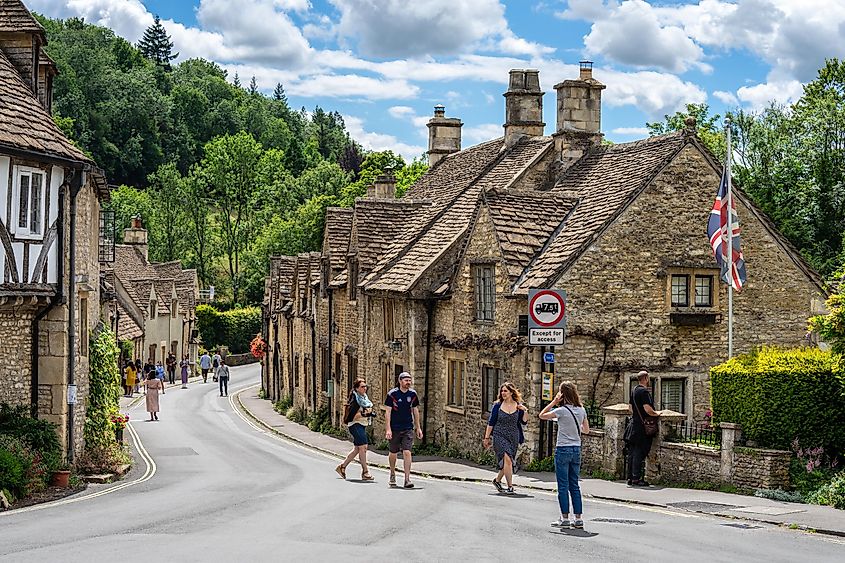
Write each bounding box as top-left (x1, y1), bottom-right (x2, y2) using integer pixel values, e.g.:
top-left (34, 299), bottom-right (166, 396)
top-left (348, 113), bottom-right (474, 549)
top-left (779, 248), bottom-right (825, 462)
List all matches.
top-left (342, 395), bottom-right (359, 424)
top-left (213, 357), bottom-right (219, 368)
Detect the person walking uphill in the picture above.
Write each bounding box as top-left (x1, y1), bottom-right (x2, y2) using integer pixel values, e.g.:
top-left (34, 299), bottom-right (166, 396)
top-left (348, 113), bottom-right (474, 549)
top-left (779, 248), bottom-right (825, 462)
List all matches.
top-left (217, 357), bottom-right (230, 397)
top-left (143, 371), bottom-right (165, 421)
top-left (540, 381), bottom-right (590, 530)
top-left (199, 351), bottom-right (211, 383)
top-left (626, 370), bottom-right (662, 486)
top-left (385, 372), bottom-right (422, 488)
top-left (180, 354), bottom-right (190, 389)
top-left (483, 382), bottom-right (527, 495)
top-left (335, 378), bottom-right (375, 481)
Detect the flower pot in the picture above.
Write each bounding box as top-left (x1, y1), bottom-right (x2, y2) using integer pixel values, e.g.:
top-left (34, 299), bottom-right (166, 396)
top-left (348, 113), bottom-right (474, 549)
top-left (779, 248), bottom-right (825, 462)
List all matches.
top-left (115, 428), bottom-right (124, 443)
top-left (51, 470), bottom-right (70, 488)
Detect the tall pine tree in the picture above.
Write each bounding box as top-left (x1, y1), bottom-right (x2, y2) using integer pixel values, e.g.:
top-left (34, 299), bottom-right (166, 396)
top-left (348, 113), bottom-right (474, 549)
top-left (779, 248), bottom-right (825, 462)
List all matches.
top-left (273, 83), bottom-right (287, 103)
top-left (138, 15), bottom-right (178, 69)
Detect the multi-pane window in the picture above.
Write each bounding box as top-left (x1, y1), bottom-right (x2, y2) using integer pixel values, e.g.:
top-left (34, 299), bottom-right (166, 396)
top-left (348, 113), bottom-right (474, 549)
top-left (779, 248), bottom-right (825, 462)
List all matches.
top-left (482, 365), bottom-right (504, 413)
top-left (80, 297), bottom-right (89, 356)
top-left (670, 274), bottom-right (689, 307)
top-left (695, 275), bottom-right (713, 307)
top-left (474, 264), bottom-right (495, 321)
top-left (15, 167), bottom-right (46, 238)
top-left (447, 359), bottom-right (465, 407)
top-left (383, 299), bottom-right (394, 341)
top-left (149, 299), bottom-right (157, 319)
top-left (661, 379), bottom-right (686, 413)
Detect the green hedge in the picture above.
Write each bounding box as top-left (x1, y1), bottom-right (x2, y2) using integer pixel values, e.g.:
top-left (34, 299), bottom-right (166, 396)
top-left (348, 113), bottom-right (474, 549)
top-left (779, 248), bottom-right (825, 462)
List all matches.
top-left (196, 304), bottom-right (261, 354)
top-left (710, 347), bottom-right (845, 452)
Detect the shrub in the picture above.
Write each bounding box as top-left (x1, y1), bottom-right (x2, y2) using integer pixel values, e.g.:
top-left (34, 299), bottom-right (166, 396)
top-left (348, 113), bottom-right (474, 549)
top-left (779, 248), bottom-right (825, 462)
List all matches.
top-left (196, 304), bottom-right (261, 353)
top-left (85, 327), bottom-right (122, 453)
top-left (274, 396), bottom-right (293, 414)
top-left (755, 488), bottom-right (806, 503)
top-left (0, 403), bottom-right (61, 457)
top-left (286, 405), bottom-right (307, 423)
top-left (806, 471), bottom-right (845, 509)
top-left (525, 456), bottom-right (554, 472)
top-left (0, 435), bottom-right (50, 498)
top-left (0, 440), bottom-right (29, 499)
top-left (710, 347), bottom-right (845, 451)
top-left (76, 442), bottom-right (131, 475)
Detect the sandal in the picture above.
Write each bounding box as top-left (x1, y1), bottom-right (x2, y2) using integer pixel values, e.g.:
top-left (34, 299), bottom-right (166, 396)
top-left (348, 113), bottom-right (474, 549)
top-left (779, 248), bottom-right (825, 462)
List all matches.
top-left (335, 465), bottom-right (346, 479)
top-left (361, 473), bottom-right (374, 481)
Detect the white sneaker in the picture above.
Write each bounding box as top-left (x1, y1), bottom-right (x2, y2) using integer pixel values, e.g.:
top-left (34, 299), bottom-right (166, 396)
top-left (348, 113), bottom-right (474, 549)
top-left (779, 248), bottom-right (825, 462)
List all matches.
top-left (551, 518), bottom-right (570, 528)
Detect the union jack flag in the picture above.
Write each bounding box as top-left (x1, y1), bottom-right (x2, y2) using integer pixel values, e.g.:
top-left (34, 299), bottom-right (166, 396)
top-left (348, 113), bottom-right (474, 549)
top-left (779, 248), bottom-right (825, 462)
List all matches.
top-left (707, 168), bottom-right (747, 291)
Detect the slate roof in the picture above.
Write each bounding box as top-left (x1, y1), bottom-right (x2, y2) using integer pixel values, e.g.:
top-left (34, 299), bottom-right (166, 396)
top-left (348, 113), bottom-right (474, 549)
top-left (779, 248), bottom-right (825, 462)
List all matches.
top-left (324, 208), bottom-right (353, 271)
top-left (364, 136), bottom-right (553, 293)
top-left (111, 245), bottom-right (199, 317)
top-left (353, 198), bottom-right (431, 273)
top-left (152, 261), bottom-right (198, 315)
top-left (0, 50), bottom-right (89, 163)
top-left (276, 256), bottom-right (295, 303)
top-left (117, 302), bottom-right (143, 340)
top-left (0, 0), bottom-right (44, 34)
top-left (515, 133), bottom-right (687, 293)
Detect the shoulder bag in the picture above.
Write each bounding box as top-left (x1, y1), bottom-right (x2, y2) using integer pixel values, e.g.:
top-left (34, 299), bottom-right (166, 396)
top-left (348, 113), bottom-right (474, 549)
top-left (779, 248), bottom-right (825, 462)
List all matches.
top-left (632, 387), bottom-right (658, 437)
top-left (563, 405), bottom-right (582, 437)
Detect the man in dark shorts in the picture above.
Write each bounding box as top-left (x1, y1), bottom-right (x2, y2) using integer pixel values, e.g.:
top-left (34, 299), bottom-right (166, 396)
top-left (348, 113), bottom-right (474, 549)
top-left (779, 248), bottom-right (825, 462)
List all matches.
top-left (385, 372), bottom-right (423, 488)
top-left (626, 370), bottom-right (662, 486)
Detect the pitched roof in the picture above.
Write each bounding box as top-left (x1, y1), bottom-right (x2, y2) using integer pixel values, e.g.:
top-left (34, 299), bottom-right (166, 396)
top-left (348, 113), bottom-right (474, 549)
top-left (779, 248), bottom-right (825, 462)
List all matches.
top-left (0, 0), bottom-right (44, 34)
top-left (117, 302), bottom-right (143, 340)
top-left (484, 188), bottom-right (578, 283)
top-left (112, 245), bottom-right (198, 316)
top-left (353, 198), bottom-right (431, 273)
top-left (365, 136), bottom-right (553, 293)
top-left (324, 208), bottom-right (353, 271)
top-left (515, 133), bottom-right (686, 293)
top-left (0, 50), bottom-right (89, 163)
top-left (152, 261), bottom-right (198, 315)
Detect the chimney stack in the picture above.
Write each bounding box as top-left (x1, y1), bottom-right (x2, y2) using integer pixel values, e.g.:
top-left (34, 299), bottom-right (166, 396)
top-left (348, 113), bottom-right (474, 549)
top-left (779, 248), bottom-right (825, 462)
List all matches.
top-left (553, 61), bottom-right (606, 166)
top-left (503, 69), bottom-right (545, 149)
top-left (123, 215), bottom-right (149, 261)
top-left (427, 105), bottom-right (462, 166)
top-left (373, 173), bottom-right (396, 199)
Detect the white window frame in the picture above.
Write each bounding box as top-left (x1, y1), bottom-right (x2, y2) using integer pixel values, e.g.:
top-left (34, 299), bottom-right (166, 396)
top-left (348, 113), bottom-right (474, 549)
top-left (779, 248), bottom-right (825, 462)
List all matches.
top-left (11, 165), bottom-right (47, 240)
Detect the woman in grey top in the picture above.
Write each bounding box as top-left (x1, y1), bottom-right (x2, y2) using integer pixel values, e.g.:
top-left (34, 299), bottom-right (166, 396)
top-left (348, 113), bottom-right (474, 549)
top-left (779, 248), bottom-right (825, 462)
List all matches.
top-left (539, 381), bottom-right (590, 530)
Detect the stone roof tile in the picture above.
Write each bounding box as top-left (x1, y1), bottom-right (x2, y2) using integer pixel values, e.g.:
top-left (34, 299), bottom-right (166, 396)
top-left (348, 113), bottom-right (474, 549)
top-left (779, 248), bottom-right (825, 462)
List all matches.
top-left (324, 208), bottom-right (353, 272)
top-left (0, 0), bottom-right (44, 34)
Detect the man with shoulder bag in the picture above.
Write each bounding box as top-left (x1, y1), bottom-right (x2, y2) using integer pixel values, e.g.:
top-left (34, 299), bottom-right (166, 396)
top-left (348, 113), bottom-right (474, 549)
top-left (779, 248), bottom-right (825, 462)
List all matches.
top-left (625, 370), bottom-right (662, 487)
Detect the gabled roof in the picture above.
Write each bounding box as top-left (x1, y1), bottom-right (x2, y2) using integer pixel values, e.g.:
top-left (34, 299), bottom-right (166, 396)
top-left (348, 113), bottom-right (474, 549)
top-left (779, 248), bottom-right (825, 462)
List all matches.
top-left (117, 302), bottom-right (143, 340)
top-left (352, 198), bottom-right (430, 273)
top-left (0, 50), bottom-right (88, 163)
top-left (276, 256), bottom-right (296, 303)
top-left (364, 136), bottom-right (553, 294)
top-left (515, 133), bottom-right (686, 293)
top-left (0, 0), bottom-right (44, 35)
top-left (112, 245), bottom-right (198, 317)
top-left (152, 261), bottom-right (198, 315)
top-left (323, 208), bottom-right (353, 272)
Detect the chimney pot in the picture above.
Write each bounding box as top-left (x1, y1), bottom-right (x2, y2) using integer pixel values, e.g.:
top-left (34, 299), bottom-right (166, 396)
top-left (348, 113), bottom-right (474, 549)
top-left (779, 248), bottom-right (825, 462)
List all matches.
top-left (579, 60), bottom-right (593, 80)
top-left (373, 173), bottom-right (396, 199)
top-left (433, 104), bottom-right (445, 117)
top-left (124, 215), bottom-right (149, 261)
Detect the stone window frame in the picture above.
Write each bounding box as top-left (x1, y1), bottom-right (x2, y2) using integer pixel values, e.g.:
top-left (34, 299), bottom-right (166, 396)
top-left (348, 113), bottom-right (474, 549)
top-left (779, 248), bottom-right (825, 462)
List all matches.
top-left (481, 364), bottom-right (504, 416)
top-left (445, 352), bottom-right (467, 414)
top-left (472, 263), bottom-right (496, 323)
top-left (665, 267), bottom-right (720, 311)
top-left (11, 164), bottom-right (47, 241)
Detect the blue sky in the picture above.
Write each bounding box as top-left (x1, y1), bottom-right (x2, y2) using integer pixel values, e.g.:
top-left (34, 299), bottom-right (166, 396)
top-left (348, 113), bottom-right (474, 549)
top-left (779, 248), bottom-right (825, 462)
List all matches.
top-left (28, 1), bottom-right (845, 160)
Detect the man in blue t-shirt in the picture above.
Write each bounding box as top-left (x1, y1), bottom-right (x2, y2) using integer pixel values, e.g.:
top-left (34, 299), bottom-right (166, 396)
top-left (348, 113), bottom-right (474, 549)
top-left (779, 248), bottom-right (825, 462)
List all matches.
top-left (384, 372), bottom-right (423, 488)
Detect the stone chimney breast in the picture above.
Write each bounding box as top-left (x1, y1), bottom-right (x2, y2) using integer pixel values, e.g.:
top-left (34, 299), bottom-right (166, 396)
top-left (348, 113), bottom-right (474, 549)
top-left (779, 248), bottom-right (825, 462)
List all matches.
top-left (373, 173), bottom-right (396, 199)
top-left (503, 69), bottom-right (545, 149)
top-left (554, 61), bottom-right (605, 136)
top-left (123, 215), bottom-right (149, 261)
top-left (427, 105), bottom-right (463, 166)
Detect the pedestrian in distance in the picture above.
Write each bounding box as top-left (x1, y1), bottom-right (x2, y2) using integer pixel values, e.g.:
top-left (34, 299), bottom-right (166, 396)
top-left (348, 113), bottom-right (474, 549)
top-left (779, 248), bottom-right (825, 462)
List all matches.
top-left (133, 359), bottom-right (142, 395)
top-left (124, 362), bottom-right (137, 398)
top-left (143, 371), bottom-right (164, 421)
top-left (180, 354), bottom-right (190, 389)
top-left (217, 357), bottom-right (230, 397)
top-left (384, 372), bottom-right (423, 488)
top-left (335, 378), bottom-right (375, 481)
top-left (199, 351), bottom-right (211, 383)
top-left (155, 360), bottom-right (166, 383)
top-left (625, 370), bottom-right (662, 487)
top-left (540, 381), bottom-right (590, 530)
top-left (212, 350), bottom-right (222, 382)
top-left (166, 352), bottom-right (177, 385)
top-left (143, 359), bottom-right (154, 394)
top-left (483, 382), bottom-right (528, 495)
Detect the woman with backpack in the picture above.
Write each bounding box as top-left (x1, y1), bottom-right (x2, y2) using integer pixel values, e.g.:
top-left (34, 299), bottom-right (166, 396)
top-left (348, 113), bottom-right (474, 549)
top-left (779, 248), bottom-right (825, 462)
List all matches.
top-left (482, 382), bottom-right (528, 494)
top-left (335, 378), bottom-right (375, 481)
top-left (540, 381), bottom-right (590, 530)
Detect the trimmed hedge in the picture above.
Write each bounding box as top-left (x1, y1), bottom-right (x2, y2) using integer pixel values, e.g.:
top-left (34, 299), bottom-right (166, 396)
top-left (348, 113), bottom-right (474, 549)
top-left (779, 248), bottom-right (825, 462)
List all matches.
top-left (196, 304), bottom-right (261, 354)
top-left (710, 347), bottom-right (845, 452)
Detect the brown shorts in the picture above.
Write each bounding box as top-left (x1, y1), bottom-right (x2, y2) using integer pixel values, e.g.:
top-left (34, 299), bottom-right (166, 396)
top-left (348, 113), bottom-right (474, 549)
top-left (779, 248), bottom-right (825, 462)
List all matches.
top-left (388, 429), bottom-right (414, 453)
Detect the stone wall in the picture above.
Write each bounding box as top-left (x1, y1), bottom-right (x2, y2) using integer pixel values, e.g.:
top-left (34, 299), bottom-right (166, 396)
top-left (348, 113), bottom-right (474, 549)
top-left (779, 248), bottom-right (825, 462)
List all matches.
top-left (657, 442), bottom-right (721, 484)
top-left (580, 430), bottom-right (604, 472)
top-left (0, 308), bottom-right (36, 406)
top-left (733, 448), bottom-right (792, 490)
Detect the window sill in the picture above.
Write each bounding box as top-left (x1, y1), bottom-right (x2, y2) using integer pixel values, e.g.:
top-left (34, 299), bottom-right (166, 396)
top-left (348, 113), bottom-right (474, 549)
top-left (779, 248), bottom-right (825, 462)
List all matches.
top-left (471, 319), bottom-right (495, 327)
top-left (669, 312), bottom-right (720, 326)
top-left (445, 405), bottom-right (465, 415)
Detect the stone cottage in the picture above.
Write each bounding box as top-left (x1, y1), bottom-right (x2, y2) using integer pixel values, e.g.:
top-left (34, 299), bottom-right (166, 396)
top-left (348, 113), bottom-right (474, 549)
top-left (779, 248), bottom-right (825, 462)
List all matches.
top-left (0, 0), bottom-right (111, 460)
top-left (106, 218), bottom-right (199, 365)
top-left (264, 63), bottom-right (825, 460)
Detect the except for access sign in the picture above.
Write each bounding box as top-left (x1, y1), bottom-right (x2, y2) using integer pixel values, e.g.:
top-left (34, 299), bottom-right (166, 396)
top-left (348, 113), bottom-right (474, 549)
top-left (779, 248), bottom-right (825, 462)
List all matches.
top-left (528, 289), bottom-right (566, 345)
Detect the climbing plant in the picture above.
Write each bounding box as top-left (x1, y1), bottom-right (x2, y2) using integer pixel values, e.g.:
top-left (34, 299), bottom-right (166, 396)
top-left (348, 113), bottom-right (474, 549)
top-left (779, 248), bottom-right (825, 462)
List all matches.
top-left (84, 326), bottom-right (122, 451)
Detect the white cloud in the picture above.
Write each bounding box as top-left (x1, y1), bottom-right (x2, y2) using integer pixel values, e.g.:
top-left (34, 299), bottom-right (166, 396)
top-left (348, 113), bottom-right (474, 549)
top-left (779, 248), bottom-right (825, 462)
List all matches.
top-left (343, 115), bottom-right (426, 161)
top-left (30, 0), bottom-right (152, 41)
top-left (736, 79), bottom-right (804, 110)
top-left (555, 0), bottom-right (613, 21)
top-left (611, 127), bottom-right (649, 135)
top-left (388, 106), bottom-right (415, 119)
top-left (712, 90), bottom-right (739, 106)
top-left (463, 123), bottom-right (502, 143)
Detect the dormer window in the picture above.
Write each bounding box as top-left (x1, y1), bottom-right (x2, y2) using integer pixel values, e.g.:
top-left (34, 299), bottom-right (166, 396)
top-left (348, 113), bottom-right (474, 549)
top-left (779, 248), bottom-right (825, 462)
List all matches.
top-left (150, 299), bottom-right (157, 319)
top-left (171, 299), bottom-right (178, 317)
top-left (13, 166), bottom-right (46, 240)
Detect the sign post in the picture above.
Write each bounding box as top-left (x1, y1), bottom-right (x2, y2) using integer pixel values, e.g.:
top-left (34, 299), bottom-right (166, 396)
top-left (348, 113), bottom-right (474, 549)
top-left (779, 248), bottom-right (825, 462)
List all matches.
top-left (528, 289), bottom-right (566, 346)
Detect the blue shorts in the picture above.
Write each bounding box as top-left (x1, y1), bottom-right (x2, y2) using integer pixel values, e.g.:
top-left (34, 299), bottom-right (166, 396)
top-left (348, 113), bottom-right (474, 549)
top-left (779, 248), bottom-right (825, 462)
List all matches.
top-left (349, 423), bottom-right (368, 446)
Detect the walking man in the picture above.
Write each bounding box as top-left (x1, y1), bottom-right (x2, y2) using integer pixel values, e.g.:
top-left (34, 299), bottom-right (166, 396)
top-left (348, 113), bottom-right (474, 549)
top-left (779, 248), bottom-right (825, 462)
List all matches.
top-left (199, 351), bottom-right (211, 383)
top-left (626, 370), bottom-right (662, 486)
top-left (218, 357), bottom-right (230, 397)
top-left (166, 352), bottom-right (177, 385)
top-left (384, 372), bottom-right (423, 488)
top-left (212, 350), bottom-right (222, 382)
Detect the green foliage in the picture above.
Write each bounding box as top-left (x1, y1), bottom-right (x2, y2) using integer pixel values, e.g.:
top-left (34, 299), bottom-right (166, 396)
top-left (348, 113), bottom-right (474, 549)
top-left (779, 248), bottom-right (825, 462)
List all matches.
top-left (0, 435), bottom-right (53, 499)
top-left (137, 16), bottom-right (177, 69)
top-left (754, 488), bottom-right (806, 503)
top-left (273, 396), bottom-right (293, 414)
top-left (0, 403), bottom-right (61, 457)
top-left (806, 471), bottom-right (845, 509)
top-left (525, 455), bottom-right (555, 472)
top-left (196, 305), bottom-right (261, 354)
top-left (286, 405), bottom-right (307, 424)
top-left (647, 103), bottom-right (726, 161)
top-left (809, 292), bottom-right (845, 356)
top-left (710, 347), bottom-right (845, 451)
top-left (790, 457), bottom-right (839, 496)
top-left (84, 327), bottom-right (122, 453)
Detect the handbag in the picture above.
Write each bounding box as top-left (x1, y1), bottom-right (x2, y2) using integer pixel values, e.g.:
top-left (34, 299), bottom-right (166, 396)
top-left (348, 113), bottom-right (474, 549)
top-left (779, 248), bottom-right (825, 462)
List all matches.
top-left (632, 387), bottom-right (658, 437)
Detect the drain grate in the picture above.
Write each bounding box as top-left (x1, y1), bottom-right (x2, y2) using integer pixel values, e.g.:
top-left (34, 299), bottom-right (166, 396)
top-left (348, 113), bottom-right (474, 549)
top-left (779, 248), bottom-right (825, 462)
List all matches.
top-left (722, 523), bottom-right (763, 529)
top-left (668, 501), bottom-right (742, 513)
top-left (592, 518), bottom-right (646, 525)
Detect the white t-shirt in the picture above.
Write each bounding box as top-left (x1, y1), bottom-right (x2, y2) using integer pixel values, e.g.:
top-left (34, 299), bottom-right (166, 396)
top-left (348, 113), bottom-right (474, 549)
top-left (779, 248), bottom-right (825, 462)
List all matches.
top-left (552, 405), bottom-right (586, 447)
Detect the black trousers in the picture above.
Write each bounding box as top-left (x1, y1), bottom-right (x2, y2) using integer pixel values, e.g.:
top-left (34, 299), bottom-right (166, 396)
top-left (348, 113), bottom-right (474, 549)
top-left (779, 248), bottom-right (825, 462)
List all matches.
top-left (627, 436), bottom-right (653, 480)
top-left (167, 368), bottom-right (176, 384)
top-left (219, 376), bottom-right (229, 396)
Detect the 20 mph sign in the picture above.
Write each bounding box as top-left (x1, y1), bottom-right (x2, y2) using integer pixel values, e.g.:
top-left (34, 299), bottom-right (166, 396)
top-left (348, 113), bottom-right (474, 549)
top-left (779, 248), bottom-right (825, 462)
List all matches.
top-left (528, 289), bottom-right (566, 345)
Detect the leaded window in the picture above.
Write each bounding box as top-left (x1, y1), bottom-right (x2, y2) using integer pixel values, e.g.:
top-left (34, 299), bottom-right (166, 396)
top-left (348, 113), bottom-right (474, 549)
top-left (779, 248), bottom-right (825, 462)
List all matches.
top-left (474, 264), bottom-right (495, 321)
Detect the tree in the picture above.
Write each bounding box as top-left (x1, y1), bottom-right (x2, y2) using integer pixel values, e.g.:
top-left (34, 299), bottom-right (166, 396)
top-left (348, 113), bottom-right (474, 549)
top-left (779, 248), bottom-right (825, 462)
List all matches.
top-left (106, 185), bottom-right (154, 242)
top-left (272, 82), bottom-right (287, 103)
top-left (647, 103), bottom-right (725, 161)
top-left (182, 169), bottom-right (216, 287)
top-left (146, 162), bottom-right (187, 262)
top-left (248, 76), bottom-right (258, 96)
top-left (137, 16), bottom-right (177, 69)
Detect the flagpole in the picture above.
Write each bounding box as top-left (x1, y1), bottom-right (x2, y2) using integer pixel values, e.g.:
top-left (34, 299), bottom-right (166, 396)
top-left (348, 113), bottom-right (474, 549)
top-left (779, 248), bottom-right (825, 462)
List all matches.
top-left (725, 118), bottom-right (734, 358)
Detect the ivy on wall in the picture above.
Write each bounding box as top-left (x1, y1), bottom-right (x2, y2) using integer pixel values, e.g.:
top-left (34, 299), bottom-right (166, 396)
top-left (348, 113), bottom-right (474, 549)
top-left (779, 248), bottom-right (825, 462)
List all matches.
top-left (84, 326), bottom-right (122, 451)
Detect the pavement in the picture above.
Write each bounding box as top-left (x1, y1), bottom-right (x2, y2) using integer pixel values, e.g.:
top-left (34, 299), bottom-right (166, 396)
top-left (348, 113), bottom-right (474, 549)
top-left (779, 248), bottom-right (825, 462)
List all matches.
top-left (1, 363), bottom-right (843, 562)
top-left (237, 379), bottom-right (845, 537)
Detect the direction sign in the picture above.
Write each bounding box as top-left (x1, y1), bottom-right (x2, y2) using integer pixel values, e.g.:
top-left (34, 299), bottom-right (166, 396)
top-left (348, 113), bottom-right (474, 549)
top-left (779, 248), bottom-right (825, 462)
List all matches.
top-left (528, 289), bottom-right (566, 345)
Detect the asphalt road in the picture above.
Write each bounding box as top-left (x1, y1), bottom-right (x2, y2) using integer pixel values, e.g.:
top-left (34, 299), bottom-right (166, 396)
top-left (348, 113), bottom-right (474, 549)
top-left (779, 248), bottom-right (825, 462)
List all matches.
top-left (1, 364), bottom-right (843, 562)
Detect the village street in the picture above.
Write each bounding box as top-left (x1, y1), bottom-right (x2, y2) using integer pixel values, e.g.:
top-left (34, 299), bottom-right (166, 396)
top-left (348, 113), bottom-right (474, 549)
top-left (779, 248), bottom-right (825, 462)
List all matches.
top-left (0, 364), bottom-right (842, 562)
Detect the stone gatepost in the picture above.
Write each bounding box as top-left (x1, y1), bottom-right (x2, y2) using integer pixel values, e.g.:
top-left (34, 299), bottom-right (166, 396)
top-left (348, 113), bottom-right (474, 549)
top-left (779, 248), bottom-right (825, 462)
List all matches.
top-left (601, 403), bottom-right (631, 478)
top-left (720, 423), bottom-right (742, 483)
top-left (649, 410), bottom-right (686, 482)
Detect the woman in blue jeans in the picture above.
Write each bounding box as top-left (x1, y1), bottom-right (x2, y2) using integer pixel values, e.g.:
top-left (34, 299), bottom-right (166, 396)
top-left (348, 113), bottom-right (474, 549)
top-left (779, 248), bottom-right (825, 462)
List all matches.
top-left (540, 381), bottom-right (591, 529)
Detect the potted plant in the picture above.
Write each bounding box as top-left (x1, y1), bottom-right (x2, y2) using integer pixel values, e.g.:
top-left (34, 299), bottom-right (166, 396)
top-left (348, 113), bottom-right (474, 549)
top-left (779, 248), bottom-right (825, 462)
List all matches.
top-left (51, 464), bottom-right (71, 488)
top-left (110, 413), bottom-right (130, 443)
